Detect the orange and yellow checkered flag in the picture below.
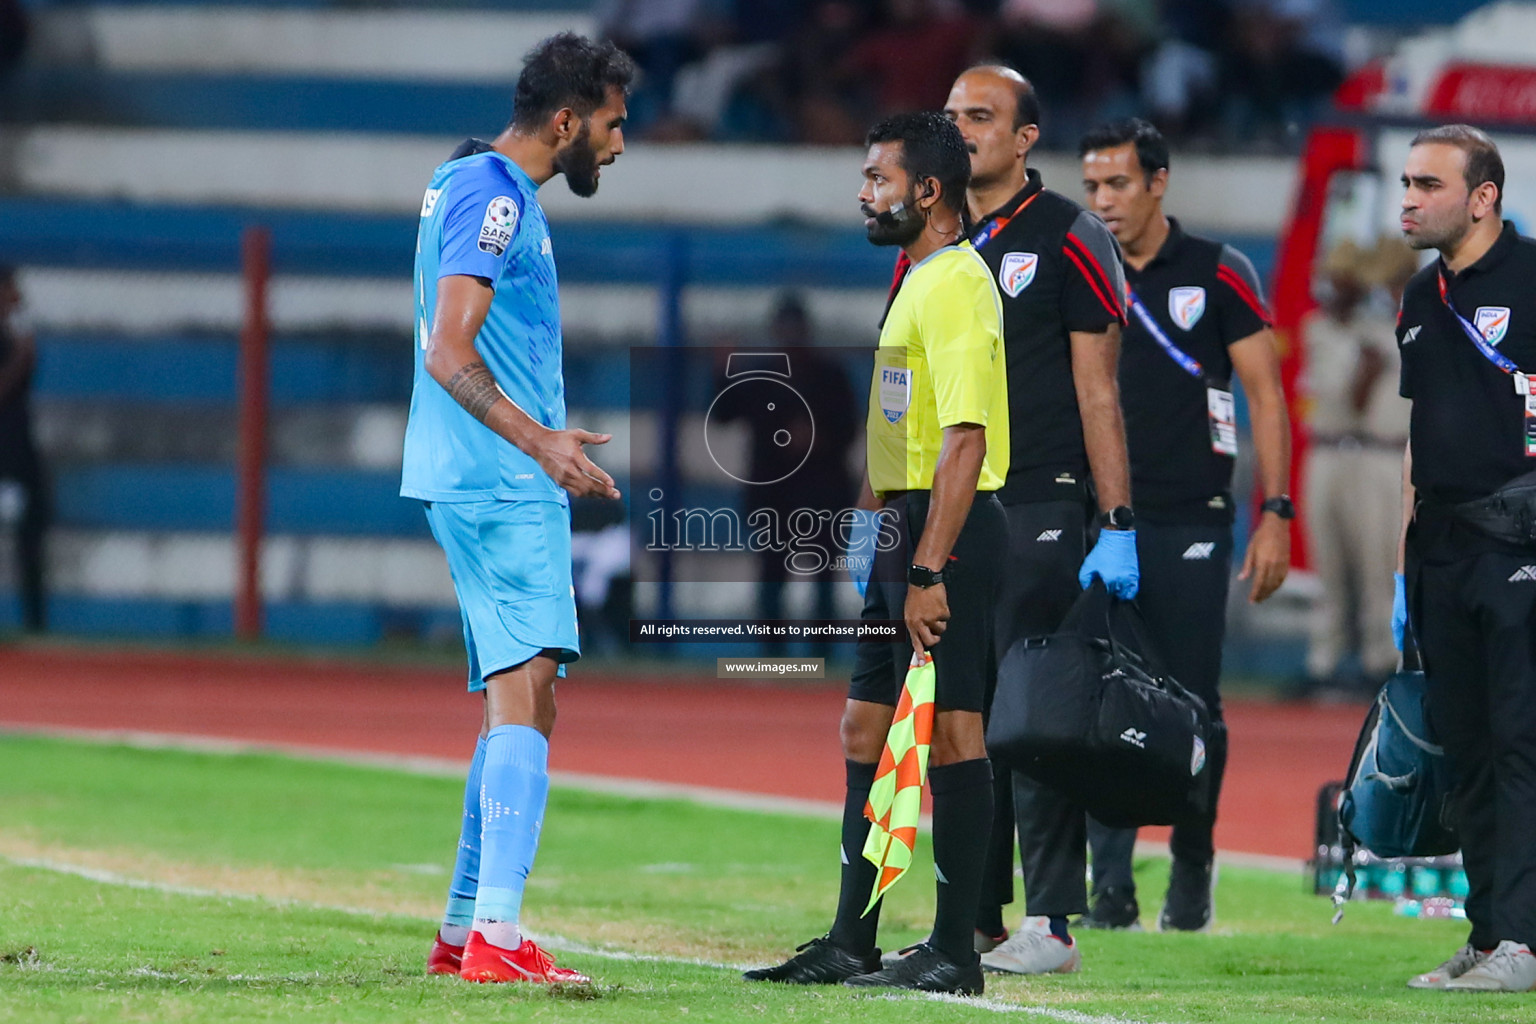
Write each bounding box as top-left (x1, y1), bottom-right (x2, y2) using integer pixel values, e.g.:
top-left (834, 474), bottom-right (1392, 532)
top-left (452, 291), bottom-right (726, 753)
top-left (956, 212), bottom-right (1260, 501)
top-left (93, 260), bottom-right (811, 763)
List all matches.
top-left (861, 651), bottom-right (935, 915)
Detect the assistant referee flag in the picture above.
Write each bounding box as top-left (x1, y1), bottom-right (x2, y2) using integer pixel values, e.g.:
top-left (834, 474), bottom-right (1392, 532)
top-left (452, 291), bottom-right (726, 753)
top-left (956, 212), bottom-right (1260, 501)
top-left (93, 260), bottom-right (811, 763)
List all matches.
top-left (862, 652), bottom-right (936, 915)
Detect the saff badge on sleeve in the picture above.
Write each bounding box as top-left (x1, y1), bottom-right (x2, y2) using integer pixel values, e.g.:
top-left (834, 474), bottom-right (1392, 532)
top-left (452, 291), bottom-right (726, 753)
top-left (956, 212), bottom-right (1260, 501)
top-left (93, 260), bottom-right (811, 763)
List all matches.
top-left (1476, 306), bottom-right (1511, 346)
top-left (478, 196), bottom-right (519, 256)
top-left (1169, 286), bottom-right (1206, 330)
top-left (999, 252), bottom-right (1039, 297)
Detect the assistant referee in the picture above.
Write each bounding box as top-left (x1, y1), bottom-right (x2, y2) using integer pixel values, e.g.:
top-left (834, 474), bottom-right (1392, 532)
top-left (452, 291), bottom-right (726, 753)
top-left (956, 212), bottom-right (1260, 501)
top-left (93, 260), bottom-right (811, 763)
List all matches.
top-left (745, 111), bottom-right (1008, 996)
top-left (1396, 124), bottom-right (1536, 994)
top-left (1078, 118), bottom-right (1291, 932)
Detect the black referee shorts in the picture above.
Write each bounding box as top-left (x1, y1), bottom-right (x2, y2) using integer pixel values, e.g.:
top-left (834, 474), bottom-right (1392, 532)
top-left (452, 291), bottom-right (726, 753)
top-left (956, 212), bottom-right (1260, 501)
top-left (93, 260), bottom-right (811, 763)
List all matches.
top-left (849, 490), bottom-right (1006, 713)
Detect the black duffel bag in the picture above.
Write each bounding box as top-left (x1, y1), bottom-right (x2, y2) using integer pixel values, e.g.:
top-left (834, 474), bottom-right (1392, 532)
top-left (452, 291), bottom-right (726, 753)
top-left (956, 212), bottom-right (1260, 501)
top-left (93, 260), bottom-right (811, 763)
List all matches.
top-left (986, 579), bottom-right (1213, 828)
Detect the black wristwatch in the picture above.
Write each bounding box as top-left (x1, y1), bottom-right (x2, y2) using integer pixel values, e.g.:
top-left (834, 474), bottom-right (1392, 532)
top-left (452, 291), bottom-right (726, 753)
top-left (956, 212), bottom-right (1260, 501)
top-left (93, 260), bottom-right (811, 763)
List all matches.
top-left (908, 563), bottom-right (946, 588)
top-left (1098, 505), bottom-right (1135, 530)
top-left (1261, 495), bottom-right (1296, 520)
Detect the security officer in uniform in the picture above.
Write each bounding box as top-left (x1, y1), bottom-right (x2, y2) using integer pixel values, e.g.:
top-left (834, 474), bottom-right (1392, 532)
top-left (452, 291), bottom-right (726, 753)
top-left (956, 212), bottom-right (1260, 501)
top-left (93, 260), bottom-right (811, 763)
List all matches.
top-left (942, 66), bottom-right (1137, 976)
top-left (1077, 118), bottom-right (1291, 931)
top-left (1396, 124), bottom-right (1536, 994)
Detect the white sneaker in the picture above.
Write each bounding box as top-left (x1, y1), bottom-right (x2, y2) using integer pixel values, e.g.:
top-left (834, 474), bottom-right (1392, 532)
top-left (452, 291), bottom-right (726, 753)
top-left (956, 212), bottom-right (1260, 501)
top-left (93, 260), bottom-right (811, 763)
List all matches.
top-left (1444, 941), bottom-right (1536, 992)
top-left (978, 917), bottom-right (1081, 975)
top-left (1408, 944), bottom-right (1486, 989)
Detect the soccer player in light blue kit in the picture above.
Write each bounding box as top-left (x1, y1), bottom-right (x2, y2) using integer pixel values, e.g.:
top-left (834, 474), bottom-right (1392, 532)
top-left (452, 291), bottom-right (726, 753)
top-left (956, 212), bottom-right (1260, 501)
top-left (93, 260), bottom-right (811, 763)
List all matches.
top-left (403, 33), bottom-right (633, 985)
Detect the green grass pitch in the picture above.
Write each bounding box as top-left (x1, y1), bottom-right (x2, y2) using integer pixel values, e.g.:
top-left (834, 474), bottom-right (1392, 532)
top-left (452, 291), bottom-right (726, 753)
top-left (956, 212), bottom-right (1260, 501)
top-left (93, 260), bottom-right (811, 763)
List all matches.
top-left (0, 734), bottom-right (1524, 1023)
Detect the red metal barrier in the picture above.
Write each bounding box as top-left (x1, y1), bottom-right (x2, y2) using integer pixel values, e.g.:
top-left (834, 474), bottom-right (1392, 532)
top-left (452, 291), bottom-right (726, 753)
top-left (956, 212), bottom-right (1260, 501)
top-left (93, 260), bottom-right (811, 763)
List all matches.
top-left (235, 227), bottom-right (271, 640)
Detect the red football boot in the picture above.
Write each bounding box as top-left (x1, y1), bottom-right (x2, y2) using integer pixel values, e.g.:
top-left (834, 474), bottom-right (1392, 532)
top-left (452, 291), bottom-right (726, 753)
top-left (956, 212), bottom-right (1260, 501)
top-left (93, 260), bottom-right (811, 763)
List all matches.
top-left (459, 931), bottom-right (592, 984)
top-left (426, 931), bottom-right (465, 975)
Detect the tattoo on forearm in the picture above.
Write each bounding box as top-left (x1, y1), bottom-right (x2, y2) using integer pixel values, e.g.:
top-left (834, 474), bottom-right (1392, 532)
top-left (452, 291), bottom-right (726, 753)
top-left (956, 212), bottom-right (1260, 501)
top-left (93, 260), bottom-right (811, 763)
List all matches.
top-left (445, 361), bottom-right (505, 422)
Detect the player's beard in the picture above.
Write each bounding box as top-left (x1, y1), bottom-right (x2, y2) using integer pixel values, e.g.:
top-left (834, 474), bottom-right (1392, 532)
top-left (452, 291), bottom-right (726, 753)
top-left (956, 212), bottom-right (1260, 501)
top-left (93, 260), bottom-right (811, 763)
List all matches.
top-left (555, 121), bottom-right (601, 198)
top-left (863, 187), bottom-right (924, 247)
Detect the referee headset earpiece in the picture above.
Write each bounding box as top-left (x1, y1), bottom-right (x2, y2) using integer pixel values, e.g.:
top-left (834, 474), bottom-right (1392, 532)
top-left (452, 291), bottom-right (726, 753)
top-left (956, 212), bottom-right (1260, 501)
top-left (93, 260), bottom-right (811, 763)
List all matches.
top-left (917, 179), bottom-right (937, 215)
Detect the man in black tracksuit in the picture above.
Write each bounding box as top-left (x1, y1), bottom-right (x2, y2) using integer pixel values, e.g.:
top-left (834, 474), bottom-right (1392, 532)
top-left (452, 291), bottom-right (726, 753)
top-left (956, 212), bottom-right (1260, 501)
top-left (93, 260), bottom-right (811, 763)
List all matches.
top-left (1078, 120), bottom-right (1292, 931)
top-left (1396, 125), bottom-right (1536, 994)
top-left (943, 66), bottom-right (1137, 976)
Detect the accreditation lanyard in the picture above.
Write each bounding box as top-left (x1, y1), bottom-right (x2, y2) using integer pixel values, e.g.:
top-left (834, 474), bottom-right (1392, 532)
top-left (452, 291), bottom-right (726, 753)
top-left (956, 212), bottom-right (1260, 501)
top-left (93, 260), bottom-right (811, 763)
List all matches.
top-left (1437, 269), bottom-right (1536, 456)
top-left (1128, 287), bottom-right (1237, 457)
top-left (970, 191), bottom-right (1041, 249)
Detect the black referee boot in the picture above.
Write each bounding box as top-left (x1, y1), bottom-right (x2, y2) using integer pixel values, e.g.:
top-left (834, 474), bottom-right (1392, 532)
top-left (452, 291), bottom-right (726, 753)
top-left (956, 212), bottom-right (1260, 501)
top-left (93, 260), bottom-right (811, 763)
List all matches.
top-left (844, 942), bottom-right (983, 995)
top-left (743, 936), bottom-right (881, 984)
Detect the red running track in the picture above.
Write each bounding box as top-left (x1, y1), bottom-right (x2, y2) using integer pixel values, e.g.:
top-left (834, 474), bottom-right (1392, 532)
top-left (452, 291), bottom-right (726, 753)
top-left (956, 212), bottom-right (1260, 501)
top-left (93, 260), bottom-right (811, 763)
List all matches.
top-left (0, 646), bottom-right (1363, 860)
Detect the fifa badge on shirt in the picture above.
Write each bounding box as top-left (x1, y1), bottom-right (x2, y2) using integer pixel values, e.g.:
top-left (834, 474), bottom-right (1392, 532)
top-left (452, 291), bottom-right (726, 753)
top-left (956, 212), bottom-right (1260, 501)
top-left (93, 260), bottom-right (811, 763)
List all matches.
top-left (1169, 287), bottom-right (1206, 330)
top-left (478, 196), bottom-right (519, 256)
top-left (999, 252), bottom-right (1039, 297)
top-left (1475, 306), bottom-right (1511, 346)
top-left (879, 361), bottom-right (911, 425)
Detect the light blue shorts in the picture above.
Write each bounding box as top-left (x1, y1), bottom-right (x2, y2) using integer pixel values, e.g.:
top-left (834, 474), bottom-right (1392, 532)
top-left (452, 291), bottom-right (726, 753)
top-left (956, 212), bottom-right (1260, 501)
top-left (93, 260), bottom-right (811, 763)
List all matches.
top-left (423, 499), bottom-right (580, 691)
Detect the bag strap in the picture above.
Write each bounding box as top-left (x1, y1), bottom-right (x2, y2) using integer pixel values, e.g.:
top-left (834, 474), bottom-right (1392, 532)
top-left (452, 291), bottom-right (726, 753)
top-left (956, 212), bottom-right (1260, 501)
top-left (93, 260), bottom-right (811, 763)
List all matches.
top-left (1380, 687), bottom-right (1445, 758)
top-left (1100, 594), bottom-right (1173, 682)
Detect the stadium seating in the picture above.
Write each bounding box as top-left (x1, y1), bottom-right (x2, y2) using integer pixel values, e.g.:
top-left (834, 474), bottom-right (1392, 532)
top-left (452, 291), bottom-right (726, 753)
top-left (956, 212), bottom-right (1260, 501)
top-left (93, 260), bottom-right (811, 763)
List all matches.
top-left (0, 0), bottom-right (1281, 649)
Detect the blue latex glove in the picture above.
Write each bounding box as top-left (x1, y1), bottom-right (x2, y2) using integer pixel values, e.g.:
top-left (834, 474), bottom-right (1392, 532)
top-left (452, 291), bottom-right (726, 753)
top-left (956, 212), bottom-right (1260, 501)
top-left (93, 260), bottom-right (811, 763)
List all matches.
top-left (1079, 528), bottom-right (1140, 599)
top-left (1392, 571), bottom-right (1407, 652)
top-left (845, 508), bottom-right (879, 598)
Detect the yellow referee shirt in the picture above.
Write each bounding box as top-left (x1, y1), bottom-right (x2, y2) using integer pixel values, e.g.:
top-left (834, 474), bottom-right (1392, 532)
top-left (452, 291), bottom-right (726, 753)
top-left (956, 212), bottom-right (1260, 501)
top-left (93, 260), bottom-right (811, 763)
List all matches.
top-left (867, 241), bottom-right (1009, 494)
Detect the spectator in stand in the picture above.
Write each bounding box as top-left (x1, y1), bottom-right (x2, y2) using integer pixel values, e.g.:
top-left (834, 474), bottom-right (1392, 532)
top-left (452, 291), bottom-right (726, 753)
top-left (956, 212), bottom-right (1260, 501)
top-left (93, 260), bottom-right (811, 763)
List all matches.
top-left (840, 0), bottom-right (980, 121)
top-left (596, 0), bottom-right (711, 133)
top-left (670, 0), bottom-right (808, 140)
top-left (781, 0), bottom-right (873, 144)
top-left (1298, 239), bottom-right (1411, 696)
top-left (0, 266), bottom-right (47, 633)
top-left (989, 0), bottom-right (1153, 146)
top-left (1220, 0), bottom-right (1344, 146)
top-left (1141, 0), bottom-right (1231, 141)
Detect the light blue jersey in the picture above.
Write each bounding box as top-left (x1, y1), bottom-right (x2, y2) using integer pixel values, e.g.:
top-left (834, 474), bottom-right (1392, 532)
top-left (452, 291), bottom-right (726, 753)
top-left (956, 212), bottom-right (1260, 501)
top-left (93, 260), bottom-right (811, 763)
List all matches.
top-left (402, 143), bottom-right (567, 505)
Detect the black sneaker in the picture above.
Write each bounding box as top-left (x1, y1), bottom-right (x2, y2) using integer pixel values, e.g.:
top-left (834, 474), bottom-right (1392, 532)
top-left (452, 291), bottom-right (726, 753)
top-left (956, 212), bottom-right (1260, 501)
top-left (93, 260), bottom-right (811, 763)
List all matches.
top-left (844, 942), bottom-right (983, 995)
top-left (1081, 885), bottom-right (1141, 930)
top-left (1158, 859), bottom-right (1215, 932)
top-left (743, 936), bottom-right (882, 984)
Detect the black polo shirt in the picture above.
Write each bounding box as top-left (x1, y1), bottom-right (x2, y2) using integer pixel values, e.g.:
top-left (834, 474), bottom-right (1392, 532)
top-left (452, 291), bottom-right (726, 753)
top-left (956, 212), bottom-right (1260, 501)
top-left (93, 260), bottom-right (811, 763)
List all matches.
top-left (965, 169), bottom-right (1128, 505)
top-left (1120, 218), bottom-right (1270, 524)
top-left (1399, 221), bottom-right (1536, 505)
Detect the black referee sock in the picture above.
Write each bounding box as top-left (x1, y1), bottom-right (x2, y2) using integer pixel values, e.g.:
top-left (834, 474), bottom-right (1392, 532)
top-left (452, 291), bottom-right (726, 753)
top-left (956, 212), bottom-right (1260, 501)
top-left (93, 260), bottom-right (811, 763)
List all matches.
top-left (929, 757), bottom-right (994, 964)
top-left (829, 759), bottom-right (880, 955)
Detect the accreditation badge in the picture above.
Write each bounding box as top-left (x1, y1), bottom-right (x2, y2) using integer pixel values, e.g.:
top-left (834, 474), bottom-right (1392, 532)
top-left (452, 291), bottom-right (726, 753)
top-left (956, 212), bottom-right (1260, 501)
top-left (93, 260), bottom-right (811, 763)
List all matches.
top-left (1207, 385), bottom-right (1238, 456)
top-left (1525, 393), bottom-right (1536, 457)
top-left (1516, 373), bottom-right (1536, 458)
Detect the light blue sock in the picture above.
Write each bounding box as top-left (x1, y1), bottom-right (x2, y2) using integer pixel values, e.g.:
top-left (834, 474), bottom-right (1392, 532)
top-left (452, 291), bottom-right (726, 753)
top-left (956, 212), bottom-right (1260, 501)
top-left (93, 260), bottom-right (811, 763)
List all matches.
top-left (471, 724), bottom-right (550, 948)
top-left (439, 735), bottom-right (487, 946)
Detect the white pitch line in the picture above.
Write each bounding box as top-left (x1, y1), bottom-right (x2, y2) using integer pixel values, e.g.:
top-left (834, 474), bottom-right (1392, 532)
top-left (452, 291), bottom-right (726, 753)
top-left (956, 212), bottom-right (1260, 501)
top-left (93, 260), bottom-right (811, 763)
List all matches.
top-left (0, 724), bottom-right (1305, 872)
top-left (3, 851), bottom-right (1154, 1024)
